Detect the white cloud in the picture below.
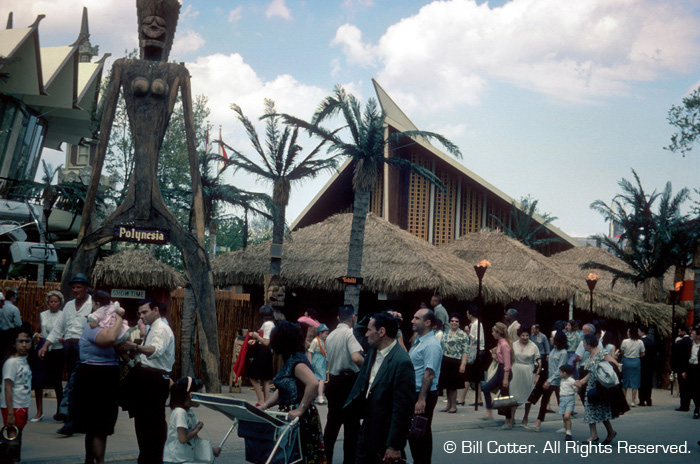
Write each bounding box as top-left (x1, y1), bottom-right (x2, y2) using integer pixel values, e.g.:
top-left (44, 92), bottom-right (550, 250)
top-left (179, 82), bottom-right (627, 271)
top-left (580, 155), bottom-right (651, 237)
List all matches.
top-left (228, 6), bottom-right (243, 23)
top-left (266, 0), bottom-right (293, 21)
top-left (172, 29), bottom-right (205, 55)
top-left (333, 0), bottom-right (700, 112)
top-left (331, 24), bottom-right (378, 67)
top-left (185, 53), bottom-right (326, 138)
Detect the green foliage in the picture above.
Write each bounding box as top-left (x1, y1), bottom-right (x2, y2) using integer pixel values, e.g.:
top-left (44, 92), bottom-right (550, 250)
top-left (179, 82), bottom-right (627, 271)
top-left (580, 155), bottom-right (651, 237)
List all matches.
top-left (666, 86), bottom-right (700, 157)
top-left (586, 169), bottom-right (700, 291)
top-left (275, 85), bottom-right (462, 194)
top-left (490, 195), bottom-right (562, 249)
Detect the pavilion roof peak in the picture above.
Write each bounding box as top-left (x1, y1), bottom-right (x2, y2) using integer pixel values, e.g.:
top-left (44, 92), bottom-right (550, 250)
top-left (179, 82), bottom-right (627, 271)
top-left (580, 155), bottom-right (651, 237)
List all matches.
top-left (372, 78), bottom-right (420, 132)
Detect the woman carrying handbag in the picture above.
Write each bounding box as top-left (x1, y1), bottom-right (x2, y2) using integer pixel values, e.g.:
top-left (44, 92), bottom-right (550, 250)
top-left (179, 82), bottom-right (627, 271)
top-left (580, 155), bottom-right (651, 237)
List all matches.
top-left (480, 323), bottom-right (515, 429)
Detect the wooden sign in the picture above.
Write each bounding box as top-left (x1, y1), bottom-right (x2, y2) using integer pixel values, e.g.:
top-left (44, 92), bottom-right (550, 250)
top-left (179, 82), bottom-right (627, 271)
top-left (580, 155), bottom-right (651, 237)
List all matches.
top-left (113, 225), bottom-right (169, 244)
top-left (111, 288), bottom-right (146, 299)
top-left (338, 276), bottom-right (363, 285)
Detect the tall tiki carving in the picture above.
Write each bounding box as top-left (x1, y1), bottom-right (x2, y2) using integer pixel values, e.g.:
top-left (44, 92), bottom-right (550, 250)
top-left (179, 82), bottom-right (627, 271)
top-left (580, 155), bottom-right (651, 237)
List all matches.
top-left (63, 0), bottom-right (220, 391)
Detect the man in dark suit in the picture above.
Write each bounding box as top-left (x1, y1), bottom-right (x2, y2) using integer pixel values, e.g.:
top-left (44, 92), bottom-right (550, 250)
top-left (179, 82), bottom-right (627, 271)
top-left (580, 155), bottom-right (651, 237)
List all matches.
top-left (672, 326), bottom-right (693, 411)
top-left (638, 326), bottom-right (656, 406)
top-left (345, 312), bottom-right (415, 464)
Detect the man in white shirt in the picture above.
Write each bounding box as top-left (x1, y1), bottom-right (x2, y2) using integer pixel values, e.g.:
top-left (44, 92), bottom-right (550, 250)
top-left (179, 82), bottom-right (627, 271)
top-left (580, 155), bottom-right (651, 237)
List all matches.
top-left (324, 305), bottom-right (363, 464)
top-left (344, 312), bottom-right (414, 464)
top-left (0, 290), bottom-right (22, 361)
top-left (505, 308), bottom-right (521, 343)
top-left (459, 305), bottom-right (485, 407)
top-left (121, 299), bottom-right (175, 464)
top-left (38, 273), bottom-right (92, 435)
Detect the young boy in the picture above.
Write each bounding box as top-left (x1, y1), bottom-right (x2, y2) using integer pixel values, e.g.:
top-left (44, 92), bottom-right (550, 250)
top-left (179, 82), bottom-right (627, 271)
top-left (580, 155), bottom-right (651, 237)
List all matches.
top-left (558, 364), bottom-right (576, 441)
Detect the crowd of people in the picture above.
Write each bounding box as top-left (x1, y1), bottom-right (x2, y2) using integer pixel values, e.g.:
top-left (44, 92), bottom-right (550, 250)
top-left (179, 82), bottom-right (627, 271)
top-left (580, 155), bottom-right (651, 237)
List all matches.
top-left (3, 282), bottom-right (700, 464)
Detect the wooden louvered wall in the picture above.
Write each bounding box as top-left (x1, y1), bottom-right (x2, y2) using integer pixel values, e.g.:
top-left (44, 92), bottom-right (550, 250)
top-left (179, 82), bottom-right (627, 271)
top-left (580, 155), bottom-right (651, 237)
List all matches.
top-left (432, 166), bottom-right (457, 245)
top-left (369, 168), bottom-right (384, 217)
top-left (460, 184), bottom-right (483, 236)
top-left (487, 201), bottom-right (509, 230)
top-left (407, 153), bottom-right (431, 240)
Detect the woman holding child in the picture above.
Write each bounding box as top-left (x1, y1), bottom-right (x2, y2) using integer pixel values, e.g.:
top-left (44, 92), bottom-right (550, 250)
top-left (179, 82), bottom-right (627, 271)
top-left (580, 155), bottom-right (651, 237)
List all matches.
top-left (72, 290), bottom-right (125, 464)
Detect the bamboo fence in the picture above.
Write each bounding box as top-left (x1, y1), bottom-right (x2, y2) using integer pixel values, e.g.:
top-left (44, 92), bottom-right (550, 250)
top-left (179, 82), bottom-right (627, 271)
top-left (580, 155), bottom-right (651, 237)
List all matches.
top-left (167, 288), bottom-right (259, 381)
top-left (3, 280), bottom-right (255, 384)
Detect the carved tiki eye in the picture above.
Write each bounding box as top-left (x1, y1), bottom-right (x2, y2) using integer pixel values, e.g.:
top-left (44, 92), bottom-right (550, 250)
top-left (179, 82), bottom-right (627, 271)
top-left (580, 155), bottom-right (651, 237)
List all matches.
top-left (132, 77), bottom-right (150, 96)
top-left (142, 15), bottom-right (167, 40)
top-left (151, 79), bottom-right (169, 98)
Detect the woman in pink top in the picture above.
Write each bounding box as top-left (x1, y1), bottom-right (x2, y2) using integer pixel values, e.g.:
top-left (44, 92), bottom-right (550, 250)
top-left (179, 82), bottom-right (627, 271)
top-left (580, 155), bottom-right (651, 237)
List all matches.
top-left (480, 322), bottom-right (515, 428)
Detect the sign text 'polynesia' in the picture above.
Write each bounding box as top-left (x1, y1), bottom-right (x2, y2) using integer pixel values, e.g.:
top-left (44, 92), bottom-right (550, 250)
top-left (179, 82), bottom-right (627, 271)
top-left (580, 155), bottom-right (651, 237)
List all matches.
top-left (113, 225), bottom-right (170, 245)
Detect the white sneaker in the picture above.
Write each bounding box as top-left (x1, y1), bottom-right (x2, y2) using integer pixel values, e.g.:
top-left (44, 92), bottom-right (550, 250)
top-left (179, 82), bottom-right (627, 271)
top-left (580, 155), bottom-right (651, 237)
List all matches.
top-left (316, 396), bottom-right (326, 405)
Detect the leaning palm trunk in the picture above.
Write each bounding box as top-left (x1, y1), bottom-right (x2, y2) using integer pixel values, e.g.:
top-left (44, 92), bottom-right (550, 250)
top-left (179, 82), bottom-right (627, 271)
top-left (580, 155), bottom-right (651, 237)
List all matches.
top-left (209, 220), bottom-right (218, 260)
top-left (642, 277), bottom-right (662, 304)
top-left (180, 285), bottom-right (197, 377)
top-left (269, 202), bottom-right (286, 275)
top-left (344, 188), bottom-right (371, 315)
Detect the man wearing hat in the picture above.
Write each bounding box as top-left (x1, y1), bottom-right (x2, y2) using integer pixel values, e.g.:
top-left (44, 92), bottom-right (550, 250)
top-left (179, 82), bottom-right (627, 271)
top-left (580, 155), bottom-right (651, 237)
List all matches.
top-left (38, 273), bottom-right (93, 435)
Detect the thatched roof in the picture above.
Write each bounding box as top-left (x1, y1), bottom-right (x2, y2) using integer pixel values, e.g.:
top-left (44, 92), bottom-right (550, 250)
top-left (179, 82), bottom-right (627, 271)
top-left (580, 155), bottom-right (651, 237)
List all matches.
top-left (550, 246), bottom-right (693, 306)
top-left (212, 213), bottom-right (509, 303)
top-left (92, 249), bottom-right (185, 290)
top-left (444, 230), bottom-right (679, 335)
top-left (443, 229), bottom-right (581, 304)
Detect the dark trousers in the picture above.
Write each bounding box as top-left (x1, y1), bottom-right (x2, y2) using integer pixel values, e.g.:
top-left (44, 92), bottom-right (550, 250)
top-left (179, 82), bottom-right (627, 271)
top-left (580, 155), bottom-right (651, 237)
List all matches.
top-left (688, 366), bottom-right (700, 411)
top-left (43, 349), bottom-right (65, 409)
top-left (132, 367), bottom-right (170, 464)
top-left (408, 390), bottom-right (438, 464)
top-left (639, 361), bottom-right (653, 405)
top-left (61, 340), bottom-right (80, 427)
top-left (482, 364), bottom-right (512, 419)
top-left (536, 385), bottom-right (561, 422)
top-left (324, 373), bottom-right (359, 464)
top-left (577, 367), bottom-right (588, 405)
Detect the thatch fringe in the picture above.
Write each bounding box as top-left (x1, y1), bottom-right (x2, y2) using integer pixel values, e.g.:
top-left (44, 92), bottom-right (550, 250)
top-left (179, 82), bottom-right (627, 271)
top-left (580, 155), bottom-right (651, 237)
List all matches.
top-left (212, 213), bottom-right (509, 303)
top-left (550, 246), bottom-right (693, 307)
top-left (92, 249), bottom-right (185, 290)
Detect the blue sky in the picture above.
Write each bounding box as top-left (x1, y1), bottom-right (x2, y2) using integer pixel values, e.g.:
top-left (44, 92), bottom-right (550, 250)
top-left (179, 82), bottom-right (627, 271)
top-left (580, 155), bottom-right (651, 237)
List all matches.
top-left (5, 0), bottom-right (700, 238)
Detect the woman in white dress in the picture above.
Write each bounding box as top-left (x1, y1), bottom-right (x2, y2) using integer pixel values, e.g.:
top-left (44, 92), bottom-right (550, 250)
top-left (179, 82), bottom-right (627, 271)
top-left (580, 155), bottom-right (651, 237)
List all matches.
top-left (510, 325), bottom-right (541, 427)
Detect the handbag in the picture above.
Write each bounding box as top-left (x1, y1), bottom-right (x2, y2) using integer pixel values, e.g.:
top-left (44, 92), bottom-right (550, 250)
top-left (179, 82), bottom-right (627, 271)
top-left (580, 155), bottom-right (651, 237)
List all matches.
top-left (408, 415), bottom-right (428, 439)
top-left (492, 392), bottom-right (517, 410)
top-left (0, 426), bottom-right (21, 462)
top-left (595, 361), bottom-right (620, 389)
top-left (194, 427), bottom-right (214, 463)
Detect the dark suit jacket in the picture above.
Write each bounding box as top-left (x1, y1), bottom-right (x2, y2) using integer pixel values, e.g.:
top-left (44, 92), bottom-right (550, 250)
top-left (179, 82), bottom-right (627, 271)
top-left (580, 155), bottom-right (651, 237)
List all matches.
top-left (641, 336), bottom-right (656, 368)
top-left (344, 342), bottom-right (415, 462)
top-left (672, 336), bottom-right (693, 373)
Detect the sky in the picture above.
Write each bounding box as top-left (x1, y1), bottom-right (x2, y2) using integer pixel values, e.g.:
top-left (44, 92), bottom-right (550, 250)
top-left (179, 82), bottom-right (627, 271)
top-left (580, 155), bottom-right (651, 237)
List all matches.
top-left (4, 0), bottom-right (700, 238)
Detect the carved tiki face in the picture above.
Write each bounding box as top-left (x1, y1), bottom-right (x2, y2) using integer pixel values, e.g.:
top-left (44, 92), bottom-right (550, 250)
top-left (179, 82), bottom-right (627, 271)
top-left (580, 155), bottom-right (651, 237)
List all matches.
top-left (136, 0), bottom-right (180, 61)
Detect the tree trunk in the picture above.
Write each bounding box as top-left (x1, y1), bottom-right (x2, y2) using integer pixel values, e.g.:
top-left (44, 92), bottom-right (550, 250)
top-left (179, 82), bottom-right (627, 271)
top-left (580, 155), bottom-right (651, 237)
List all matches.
top-left (269, 202), bottom-right (286, 275)
top-left (344, 188), bottom-right (371, 316)
top-left (209, 220), bottom-right (217, 260)
top-left (242, 207), bottom-right (249, 250)
top-left (180, 285), bottom-right (197, 377)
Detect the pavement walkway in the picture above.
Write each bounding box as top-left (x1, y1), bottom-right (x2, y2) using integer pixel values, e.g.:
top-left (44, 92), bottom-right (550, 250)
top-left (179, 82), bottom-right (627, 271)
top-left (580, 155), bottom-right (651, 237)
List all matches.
top-left (21, 387), bottom-right (684, 463)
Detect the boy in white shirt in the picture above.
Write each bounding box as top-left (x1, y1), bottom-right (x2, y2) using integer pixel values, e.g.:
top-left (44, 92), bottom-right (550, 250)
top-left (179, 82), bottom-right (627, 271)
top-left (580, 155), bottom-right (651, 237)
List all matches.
top-left (558, 364), bottom-right (577, 441)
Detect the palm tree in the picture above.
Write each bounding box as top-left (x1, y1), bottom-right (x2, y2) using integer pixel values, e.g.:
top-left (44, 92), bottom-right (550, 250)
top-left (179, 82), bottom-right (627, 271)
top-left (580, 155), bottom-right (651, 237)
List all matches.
top-left (222, 99), bottom-right (338, 275)
top-left (490, 195), bottom-right (562, 250)
top-left (585, 170), bottom-right (700, 302)
top-left (171, 151), bottom-right (274, 377)
top-left (276, 85), bottom-right (462, 313)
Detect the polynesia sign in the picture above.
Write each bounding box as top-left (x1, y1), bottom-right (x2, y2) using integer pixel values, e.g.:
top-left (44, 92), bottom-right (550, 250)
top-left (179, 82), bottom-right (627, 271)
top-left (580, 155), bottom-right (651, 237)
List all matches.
top-left (113, 225), bottom-right (170, 245)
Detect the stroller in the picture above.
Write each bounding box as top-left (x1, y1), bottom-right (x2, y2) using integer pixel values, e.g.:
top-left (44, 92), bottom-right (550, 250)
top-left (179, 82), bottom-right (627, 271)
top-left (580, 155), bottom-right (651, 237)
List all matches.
top-left (193, 393), bottom-right (302, 464)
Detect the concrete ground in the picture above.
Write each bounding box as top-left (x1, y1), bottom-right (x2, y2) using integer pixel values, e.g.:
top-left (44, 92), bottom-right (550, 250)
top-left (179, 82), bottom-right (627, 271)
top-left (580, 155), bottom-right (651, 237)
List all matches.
top-left (21, 386), bottom-right (687, 463)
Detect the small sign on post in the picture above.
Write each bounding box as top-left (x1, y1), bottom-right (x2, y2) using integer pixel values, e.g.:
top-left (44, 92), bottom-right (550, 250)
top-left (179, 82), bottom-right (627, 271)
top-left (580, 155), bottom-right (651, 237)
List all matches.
top-left (338, 276), bottom-right (363, 285)
top-left (113, 225), bottom-right (170, 245)
top-left (110, 289), bottom-right (146, 299)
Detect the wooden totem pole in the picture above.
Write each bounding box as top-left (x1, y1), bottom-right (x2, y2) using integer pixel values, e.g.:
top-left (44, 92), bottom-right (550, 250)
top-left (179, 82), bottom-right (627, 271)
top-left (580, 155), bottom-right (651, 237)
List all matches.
top-left (63, 0), bottom-right (221, 392)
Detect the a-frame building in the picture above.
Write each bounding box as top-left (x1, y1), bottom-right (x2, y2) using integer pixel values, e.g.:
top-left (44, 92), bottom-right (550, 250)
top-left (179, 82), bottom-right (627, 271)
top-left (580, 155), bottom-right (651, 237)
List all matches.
top-left (292, 79), bottom-right (578, 256)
